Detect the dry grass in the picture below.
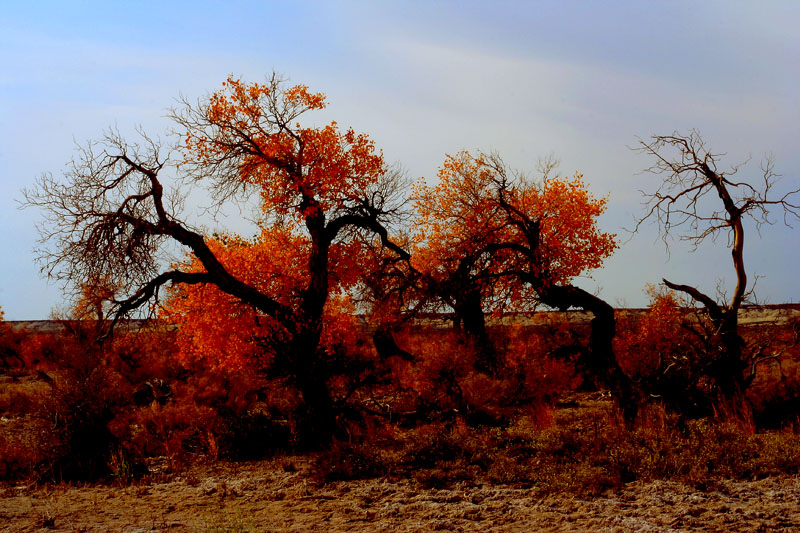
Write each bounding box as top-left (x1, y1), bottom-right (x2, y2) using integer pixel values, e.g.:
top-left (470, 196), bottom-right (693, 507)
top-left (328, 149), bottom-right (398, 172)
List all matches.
top-left (314, 395), bottom-right (800, 495)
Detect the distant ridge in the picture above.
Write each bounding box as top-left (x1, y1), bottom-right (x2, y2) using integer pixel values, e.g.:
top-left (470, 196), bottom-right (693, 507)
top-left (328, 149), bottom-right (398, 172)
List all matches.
top-left (5, 305), bottom-right (799, 333)
top-left (5, 319), bottom-right (151, 334)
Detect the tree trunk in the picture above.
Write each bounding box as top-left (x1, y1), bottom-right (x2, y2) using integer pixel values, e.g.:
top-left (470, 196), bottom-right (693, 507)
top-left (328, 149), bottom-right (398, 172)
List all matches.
top-left (535, 283), bottom-right (639, 423)
top-left (662, 279), bottom-right (750, 418)
top-left (454, 289), bottom-right (498, 372)
top-left (372, 326), bottom-right (415, 361)
top-left (294, 370), bottom-right (337, 448)
top-left (289, 328), bottom-right (337, 448)
top-left (287, 209), bottom-right (338, 447)
top-left (708, 312), bottom-right (750, 419)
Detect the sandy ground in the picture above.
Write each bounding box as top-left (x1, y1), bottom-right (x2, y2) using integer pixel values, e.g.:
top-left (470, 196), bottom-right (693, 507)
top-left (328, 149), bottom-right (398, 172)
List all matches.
top-left (2, 458), bottom-right (799, 532)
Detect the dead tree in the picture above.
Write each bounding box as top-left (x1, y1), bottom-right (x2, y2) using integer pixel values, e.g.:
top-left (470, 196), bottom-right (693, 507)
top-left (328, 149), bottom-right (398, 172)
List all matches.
top-left (635, 130), bottom-right (800, 412)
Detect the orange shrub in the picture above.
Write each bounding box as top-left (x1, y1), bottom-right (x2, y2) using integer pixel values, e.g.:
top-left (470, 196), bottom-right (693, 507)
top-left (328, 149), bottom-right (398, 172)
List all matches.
top-left (500, 320), bottom-right (583, 404)
top-left (614, 286), bottom-right (713, 416)
top-left (114, 399), bottom-right (222, 463)
top-left (386, 321), bottom-right (582, 424)
top-left (614, 288), bottom-right (689, 379)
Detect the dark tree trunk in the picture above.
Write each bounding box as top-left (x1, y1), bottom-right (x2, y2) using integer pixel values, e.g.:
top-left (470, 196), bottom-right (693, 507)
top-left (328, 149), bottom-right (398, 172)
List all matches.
top-left (372, 326), bottom-right (415, 361)
top-left (285, 207), bottom-right (338, 447)
top-left (454, 289), bottom-right (498, 372)
top-left (662, 279), bottom-right (750, 417)
top-left (294, 370), bottom-right (337, 448)
top-left (708, 312), bottom-right (749, 416)
top-left (288, 324), bottom-right (337, 448)
top-left (535, 282), bottom-right (639, 423)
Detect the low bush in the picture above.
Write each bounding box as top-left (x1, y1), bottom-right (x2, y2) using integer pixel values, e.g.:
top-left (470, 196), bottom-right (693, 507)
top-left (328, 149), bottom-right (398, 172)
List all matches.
top-left (32, 359), bottom-right (133, 482)
top-left (314, 398), bottom-right (800, 494)
top-left (384, 323), bottom-right (582, 427)
top-left (4, 309), bottom-right (800, 493)
top-left (0, 418), bottom-right (47, 481)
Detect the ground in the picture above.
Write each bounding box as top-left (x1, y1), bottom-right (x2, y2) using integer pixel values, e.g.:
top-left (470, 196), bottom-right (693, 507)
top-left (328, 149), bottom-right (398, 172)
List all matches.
top-left (2, 458), bottom-right (799, 532)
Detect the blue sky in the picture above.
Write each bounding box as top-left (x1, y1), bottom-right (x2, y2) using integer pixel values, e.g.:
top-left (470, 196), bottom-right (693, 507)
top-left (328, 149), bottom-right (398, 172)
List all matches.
top-left (1, 1), bottom-right (799, 319)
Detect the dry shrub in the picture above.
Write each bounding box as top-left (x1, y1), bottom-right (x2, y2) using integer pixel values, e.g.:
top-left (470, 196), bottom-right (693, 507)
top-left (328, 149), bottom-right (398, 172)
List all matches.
top-left (599, 406), bottom-right (800, 488)
top-left (500, 321), bottom-right (583, 404)
top-left (386, 324), bottom-right (581, 426)
top-left (614, 288), bottom-right (716, 416)
top-left (402, 421), bottom-right (495, 488)
top-left (110, 356), bottom-right (297, 465)
top-left (745, 325), bottom-right (800, 429)
top-left (107, 327), bottom-right (185, 385)
top-left (183, 364), bottom-right (298, 459)
top-left (1, 320), bottom-right (309, 482)
top-left (315, 395), bottom-right (800, 494)
top-left (0, 418), bottom-right (48, 481)
top-left (491, 405), bottom-right (800, 493)
top-left (391, 327), bottom-right (474, 412)
top-left (314, 419), bottom-right (496, 486)
top-left (0, 325), bottom-right (171, 482)
top-left (0, 375), bottom-right (44, 416)
top-left (0, 322), bottom-right (32, 373)
top-left (113, 400), bottom-right (221, 467)
top-left (32, 361), bottom-right (133, 482)
top-left (314, 440), bottom-right (395, 482)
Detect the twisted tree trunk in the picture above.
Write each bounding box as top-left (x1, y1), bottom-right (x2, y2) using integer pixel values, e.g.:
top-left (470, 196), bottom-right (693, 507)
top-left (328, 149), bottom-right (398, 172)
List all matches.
top-left (535, 282), bottom-right (639, 423)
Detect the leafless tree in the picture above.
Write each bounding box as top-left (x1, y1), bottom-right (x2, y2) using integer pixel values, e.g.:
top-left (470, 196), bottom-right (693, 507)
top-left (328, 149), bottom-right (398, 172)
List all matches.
top-left (635, 130), bottom-right (800, 408)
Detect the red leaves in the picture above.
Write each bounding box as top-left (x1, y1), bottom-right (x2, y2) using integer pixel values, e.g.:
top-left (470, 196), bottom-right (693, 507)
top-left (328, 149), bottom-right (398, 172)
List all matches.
top-left (184, 77), bottom-right (385, 220)
top-left (614, 286), bottom-right (692, 379)
top-left (412, 151), bottom-right (617, 313)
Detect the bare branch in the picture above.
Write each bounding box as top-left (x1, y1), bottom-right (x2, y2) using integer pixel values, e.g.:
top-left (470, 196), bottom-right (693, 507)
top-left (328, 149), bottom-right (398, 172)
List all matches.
top-left (634, 130), bottom-right (800, 315)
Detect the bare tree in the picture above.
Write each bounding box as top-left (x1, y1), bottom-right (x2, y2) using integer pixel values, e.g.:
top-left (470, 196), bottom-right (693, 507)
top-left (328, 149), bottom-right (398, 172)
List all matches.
top-left (635, 130), bottom-right (800, 409)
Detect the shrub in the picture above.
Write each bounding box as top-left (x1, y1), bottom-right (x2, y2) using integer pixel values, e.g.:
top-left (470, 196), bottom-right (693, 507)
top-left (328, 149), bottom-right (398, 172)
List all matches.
top-left (614, 287), bottom-right (716, 417)
top-left (386, 323), bottom-right (581, 427)
top-left (33, 363), bottom-right (132, 482)
top-left (0, 418), bottom-right (47, 481)
top-left (115, 398), bottom-right (221, 467)
top-left (500, 321), bottom-right (583, 405)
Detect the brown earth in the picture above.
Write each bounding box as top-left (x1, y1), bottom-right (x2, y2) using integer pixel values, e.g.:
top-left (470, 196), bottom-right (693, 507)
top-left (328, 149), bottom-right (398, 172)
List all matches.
top-left (2, 458), bottom-right (799, 532)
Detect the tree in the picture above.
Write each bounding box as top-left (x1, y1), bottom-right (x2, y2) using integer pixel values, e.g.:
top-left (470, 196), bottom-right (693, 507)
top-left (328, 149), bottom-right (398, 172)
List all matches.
top-left (411, 152), bottom-right (534, 370)
top-left (411, 152), bottom-right (637, 417)
top-left (161, 226), bottom-right (368, 382)
top-left (24, 74), bottom-right (408, 445)
top-left (480, 153), bottom-right (638, 420)
top-left (635, 130), bottom-right (800, 411)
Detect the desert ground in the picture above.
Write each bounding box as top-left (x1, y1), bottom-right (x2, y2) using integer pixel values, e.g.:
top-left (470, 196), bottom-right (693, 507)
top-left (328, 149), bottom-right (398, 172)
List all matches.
top-left (2, 457), bottom-right (799, 532)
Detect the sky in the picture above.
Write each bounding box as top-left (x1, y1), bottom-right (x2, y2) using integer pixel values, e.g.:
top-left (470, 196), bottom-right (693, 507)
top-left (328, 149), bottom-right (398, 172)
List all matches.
top-left (1, 1), bottom-right (799, 319)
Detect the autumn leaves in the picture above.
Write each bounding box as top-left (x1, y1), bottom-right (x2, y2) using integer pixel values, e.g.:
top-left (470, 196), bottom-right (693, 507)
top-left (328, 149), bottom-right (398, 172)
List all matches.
top-left (164, 78), bottom-right (617, 385)
top-left (25, 74), bottom-right (626, 443)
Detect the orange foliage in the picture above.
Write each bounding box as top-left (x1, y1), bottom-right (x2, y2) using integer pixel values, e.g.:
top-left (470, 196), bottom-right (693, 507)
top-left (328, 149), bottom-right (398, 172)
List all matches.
top-left (162, 226), bottom-right (366, 372)
top-left (388, 323), bottom-right (581, 420)
top-left (501, 320), bottom-right (584, 403)
top-left (411, 151), bottom-right (617, 312)
top-left (71, 279), bottom-right (119, 321)
top-left (168, 76), bottom-right (394, 380)
top-left (391, 327), bottom-right (476, 412)
top-left (614, 285), bottom-right (694, 379)
top-left (184, 76), bottom-right (386, 219)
